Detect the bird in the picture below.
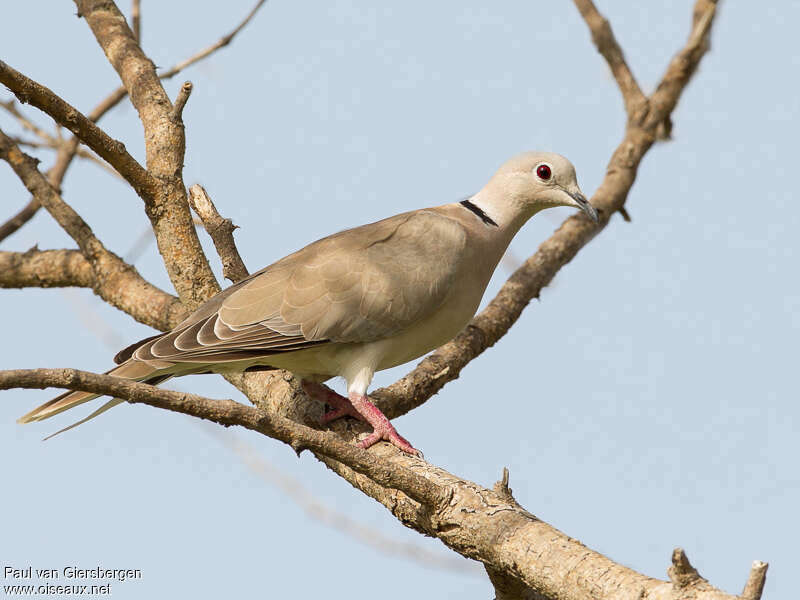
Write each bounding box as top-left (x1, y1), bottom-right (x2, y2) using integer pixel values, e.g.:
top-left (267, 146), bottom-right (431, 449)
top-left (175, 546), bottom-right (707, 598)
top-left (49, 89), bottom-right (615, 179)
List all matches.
top-left (18, 152), bottom-right (597, 455)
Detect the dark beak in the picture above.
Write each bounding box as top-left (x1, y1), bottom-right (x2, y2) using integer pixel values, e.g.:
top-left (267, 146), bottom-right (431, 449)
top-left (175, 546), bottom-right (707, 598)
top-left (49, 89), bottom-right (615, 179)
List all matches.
top-left (567, 190), bottom-right (599, 223)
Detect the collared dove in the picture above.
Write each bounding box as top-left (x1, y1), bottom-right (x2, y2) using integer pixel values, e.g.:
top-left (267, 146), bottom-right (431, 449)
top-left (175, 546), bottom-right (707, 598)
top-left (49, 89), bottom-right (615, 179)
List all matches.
top-left (19, 152), bottom-right (597, 455)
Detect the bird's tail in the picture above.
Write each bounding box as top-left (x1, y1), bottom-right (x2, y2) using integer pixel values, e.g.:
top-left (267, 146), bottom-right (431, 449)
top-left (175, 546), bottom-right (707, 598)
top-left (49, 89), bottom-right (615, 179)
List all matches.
top-left (17, 360), bottom-right (169, 440)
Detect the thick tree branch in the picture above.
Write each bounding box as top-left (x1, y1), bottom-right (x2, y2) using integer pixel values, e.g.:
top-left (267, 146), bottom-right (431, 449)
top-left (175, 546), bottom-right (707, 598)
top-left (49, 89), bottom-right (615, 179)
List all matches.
top-left (188, 184), bottom-right (249, 282)
top-left (0, 60), bottom-right (157, 201)
top-left (1, 367), bottom-right (764, 600)
top-left (0, 132), bottom-right (183, 330)
top-left (0, 248), bottom-right (93, 288)
top-left (0, 247), bottom-right (180, 330)
top-left (75, 0), bottom-right (219, 307)
top-left (0, 368), bottom-right (441, 506)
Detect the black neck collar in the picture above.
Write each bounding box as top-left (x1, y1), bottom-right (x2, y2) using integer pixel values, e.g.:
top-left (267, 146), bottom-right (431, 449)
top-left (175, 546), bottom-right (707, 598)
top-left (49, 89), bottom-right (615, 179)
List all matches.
top-left (460, 198), bottom-right (498, 227)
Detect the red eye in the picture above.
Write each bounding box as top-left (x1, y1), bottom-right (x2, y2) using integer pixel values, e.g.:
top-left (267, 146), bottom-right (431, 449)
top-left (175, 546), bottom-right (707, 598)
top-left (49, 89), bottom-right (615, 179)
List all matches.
top-left (536, 164), bottom-right (552, 180)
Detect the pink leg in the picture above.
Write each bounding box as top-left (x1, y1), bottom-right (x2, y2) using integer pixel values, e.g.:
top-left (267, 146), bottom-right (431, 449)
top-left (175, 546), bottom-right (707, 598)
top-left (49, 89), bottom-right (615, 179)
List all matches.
top-left (348, 392), bottom-right (422, 457)
top-left (301, 380), bottom-right (364, 424)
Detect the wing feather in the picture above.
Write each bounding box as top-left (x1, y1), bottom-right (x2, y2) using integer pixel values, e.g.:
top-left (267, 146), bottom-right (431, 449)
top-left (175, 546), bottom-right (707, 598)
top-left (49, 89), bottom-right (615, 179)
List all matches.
top-left (127, 209), bottom-right (466, 365)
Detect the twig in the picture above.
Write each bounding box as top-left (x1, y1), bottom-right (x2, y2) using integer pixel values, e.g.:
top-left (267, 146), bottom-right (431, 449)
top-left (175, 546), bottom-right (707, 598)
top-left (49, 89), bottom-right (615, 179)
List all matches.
top-left (0, 98), bottom-right (57, 145)
top-left (0, 60), bottom-right (156, 202)
top-left (741, 561), bottom-right (768, 600)
top-left (11, 136), bottom-right (124, 180)
top-left (130, 0), bottom-right (141, 42)
top-left (668, 548), bottom-right (705, 588)
top-left (161, 0), bottom-right (268, 80)
top-left (572, 0), bottom-right (646, 117)
top-left (188, 184), bottom-right (249, 282)
top-left (169, 81), bottom-right (192, 123)
top-left (0, 197), bottom-right (40, 243)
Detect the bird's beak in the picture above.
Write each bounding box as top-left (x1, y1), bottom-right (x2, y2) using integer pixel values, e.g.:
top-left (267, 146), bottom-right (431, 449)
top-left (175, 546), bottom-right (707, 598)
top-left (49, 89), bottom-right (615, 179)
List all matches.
top-left (565, 189), bottom-right (598, 223)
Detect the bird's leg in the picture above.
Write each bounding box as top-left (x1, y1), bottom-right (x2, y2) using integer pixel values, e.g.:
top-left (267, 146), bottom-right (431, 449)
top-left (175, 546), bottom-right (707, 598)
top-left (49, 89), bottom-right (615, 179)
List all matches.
top-left (301, 380), bottom-right (364, 424)
top-left (348, 393), bottom-right (421, 457)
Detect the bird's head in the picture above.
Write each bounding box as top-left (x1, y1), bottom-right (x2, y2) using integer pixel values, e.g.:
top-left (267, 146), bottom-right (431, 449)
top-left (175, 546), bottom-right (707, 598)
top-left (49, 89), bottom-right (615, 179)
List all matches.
top-left (482, 152), bottom-right (598, 224)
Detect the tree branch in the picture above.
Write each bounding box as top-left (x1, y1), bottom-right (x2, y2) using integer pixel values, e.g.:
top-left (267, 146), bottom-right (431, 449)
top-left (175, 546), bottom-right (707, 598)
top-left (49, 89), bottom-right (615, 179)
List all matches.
top-left (0, 0), bottom-right (266, 245)
top-left (0, 368), bottom-right (441, 506)
top-left (371, 0), bottom-right (719, 420)
top-left (188, 184), bottom-right (249, 282)
top-left (0, 197), bottom-right (40, 243)
top-left (0, 132), bottom-right (183, 330)
top-left (169, 81), bottom-right (193, 123)
top-left (75, 0), bottom-right (219, 307)
top-left (160, 0), bottom-right (268, 80)
top-left (0, 60), bottom-right (157, 201)
top-left (130, 0), bottom-right (141, 42)
top-left (0, 248), bottom-right (93, 288)
top-left (1, 366), bottom-right (765, 600)
top-left (572, 0), bottom-right (646, 117)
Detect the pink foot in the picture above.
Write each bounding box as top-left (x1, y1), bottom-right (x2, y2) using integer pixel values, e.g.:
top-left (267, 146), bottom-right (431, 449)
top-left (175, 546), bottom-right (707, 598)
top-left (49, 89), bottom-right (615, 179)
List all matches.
top-left (301, 381), bottom-right (365, 424)
top-left (301, 381), bottom-right (422, 457)
top-left (348, 393), bottom-right (422, 457)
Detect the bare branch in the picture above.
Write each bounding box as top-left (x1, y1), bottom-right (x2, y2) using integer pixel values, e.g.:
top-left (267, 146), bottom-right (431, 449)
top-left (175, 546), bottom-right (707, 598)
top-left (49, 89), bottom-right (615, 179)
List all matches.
top-left (572, 0), bottom-right (646, 117)
top-left (0, 248), bottom-right (93, 288)
top-left (0, 132), bottom-right (183, 330)
top-left (371, 0), bottom-right (720, 420)
top-left (0, 128), bottom-right (111, 256)
top-left (169, 81), bottom-right (193, 123)
top-left (486, 566), bottom-right (547, 600)
top-left (75, 0), bottom-right (219, 307)
top-left (86, 0), bottom-right (268, 127)
top-left (646, 0), bottom-right (718, 127)
top-left (188, 184), bottom-right (249, 282)
top-left (130, 0), bottom-right (141, 42)
top-left (11, 135), bottom-right (124, 180)
top-left (1, 364), bottom-right (764, 600)
top-left (0, 60), bottom-right (156, 201)
top-left (0, 0), bottom-right (266, 245)
top-left (160, 0), bottom-right (268, 80)
top-left (0, 368), bottom-right (441, 506)
top-left (207, 426), bottom-right (477, 575)
top-left (0, 98), bottom-right (57, 145)
top-left (741, 561), bottom-right (768, 600)
top-left (668, 548), bottom-right (705, 589)
top-left (0, 197), bottom-right (40, 243)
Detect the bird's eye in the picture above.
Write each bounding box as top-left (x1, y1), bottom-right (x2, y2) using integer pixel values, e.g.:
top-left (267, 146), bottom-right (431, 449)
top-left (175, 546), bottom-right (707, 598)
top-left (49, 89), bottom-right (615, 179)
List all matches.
top-left (536, 164), bottom-right (552, 181)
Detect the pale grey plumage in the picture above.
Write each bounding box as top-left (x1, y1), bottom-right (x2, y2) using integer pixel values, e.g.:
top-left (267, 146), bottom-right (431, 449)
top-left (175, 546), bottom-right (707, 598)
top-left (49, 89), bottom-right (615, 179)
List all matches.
top-left (19, 152), bottom-right (597, 454)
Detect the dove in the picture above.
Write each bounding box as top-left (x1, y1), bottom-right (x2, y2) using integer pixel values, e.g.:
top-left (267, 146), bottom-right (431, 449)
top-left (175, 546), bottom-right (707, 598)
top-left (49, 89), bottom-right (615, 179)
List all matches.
top-left (18, 152), bottom-right (597, 455)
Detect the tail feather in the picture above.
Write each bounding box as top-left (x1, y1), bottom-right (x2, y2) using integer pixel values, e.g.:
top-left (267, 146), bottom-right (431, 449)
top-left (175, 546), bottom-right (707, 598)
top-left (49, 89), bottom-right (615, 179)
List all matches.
top-left (17, 360), bottom-right (166, 435)
top-left (42, 398), bottom-right (125, 440)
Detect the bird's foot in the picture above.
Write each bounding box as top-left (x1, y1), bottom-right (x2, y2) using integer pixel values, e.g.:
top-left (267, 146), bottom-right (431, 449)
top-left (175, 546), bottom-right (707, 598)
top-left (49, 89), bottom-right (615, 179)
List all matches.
top-left (301, 380), bottom-right (365, 424)
top-left (349, 393), bottom-right (422, 457)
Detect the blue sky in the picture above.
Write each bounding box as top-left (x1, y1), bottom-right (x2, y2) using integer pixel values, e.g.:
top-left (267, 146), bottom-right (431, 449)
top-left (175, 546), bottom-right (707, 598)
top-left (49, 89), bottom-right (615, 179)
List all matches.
top-left (1, 2), bottom-right (797, 598)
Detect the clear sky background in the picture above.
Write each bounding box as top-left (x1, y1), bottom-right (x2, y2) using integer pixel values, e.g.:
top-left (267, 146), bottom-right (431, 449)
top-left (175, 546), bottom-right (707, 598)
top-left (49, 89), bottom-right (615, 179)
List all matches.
top-left (1, 2), bottom-right (797, 599)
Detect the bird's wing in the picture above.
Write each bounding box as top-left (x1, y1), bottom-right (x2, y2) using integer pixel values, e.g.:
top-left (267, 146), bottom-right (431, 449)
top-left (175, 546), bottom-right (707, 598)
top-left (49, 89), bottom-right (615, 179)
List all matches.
top-left (130, 209), bottom-right (467, 363)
